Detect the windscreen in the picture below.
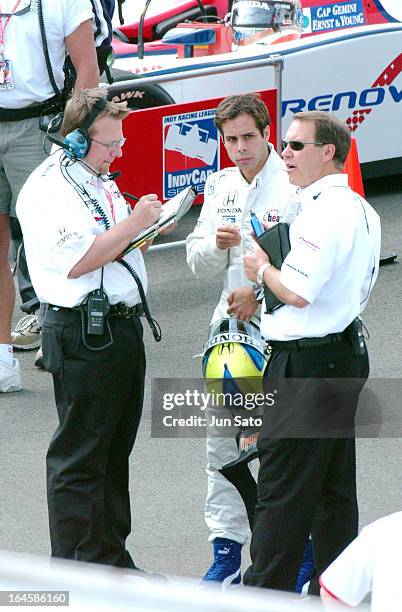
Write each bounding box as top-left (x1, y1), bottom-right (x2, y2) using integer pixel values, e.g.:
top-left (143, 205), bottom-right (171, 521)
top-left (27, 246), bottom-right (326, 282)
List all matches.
top-left (231, 0), bottom-right (295, 29)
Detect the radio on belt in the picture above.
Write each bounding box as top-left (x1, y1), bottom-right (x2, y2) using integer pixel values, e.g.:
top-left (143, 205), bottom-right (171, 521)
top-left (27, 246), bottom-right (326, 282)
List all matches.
top-left (86, 289), bottom-right (110, 336)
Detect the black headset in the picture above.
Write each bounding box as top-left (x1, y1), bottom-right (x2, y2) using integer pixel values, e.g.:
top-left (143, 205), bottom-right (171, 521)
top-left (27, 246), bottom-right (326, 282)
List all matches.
top-left (47, 97), bottom-right (108, 159)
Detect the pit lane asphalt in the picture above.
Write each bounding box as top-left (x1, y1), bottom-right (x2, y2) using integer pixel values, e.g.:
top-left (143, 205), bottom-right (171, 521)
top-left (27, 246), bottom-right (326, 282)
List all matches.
top-left (1, 175), bottom-right (401, 579)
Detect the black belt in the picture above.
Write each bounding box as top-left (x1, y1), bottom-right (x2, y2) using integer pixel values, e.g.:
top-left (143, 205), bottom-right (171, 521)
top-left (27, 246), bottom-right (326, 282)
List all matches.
top-left (48, 302), bottom-right (143, 319)
top-left (0, 95), bottom-right (63, 122)
top-left (108, 302), bottom-right (143, 318)
top-left (269, 330), bottom-right (349, 351)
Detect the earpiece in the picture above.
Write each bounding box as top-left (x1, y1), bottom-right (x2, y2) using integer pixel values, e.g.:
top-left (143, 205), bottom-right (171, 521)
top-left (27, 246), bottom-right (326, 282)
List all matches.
top-left (63, 130), bottom-right (91, 159)
top-left (47, 96), bottom-right (108, 159)
top-left (64, 97), bottom-right (108, 158)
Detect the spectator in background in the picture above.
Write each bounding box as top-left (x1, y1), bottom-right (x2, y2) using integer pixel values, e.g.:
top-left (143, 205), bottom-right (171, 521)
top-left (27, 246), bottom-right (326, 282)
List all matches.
top-left (0, 0), bottom-right (100, 393)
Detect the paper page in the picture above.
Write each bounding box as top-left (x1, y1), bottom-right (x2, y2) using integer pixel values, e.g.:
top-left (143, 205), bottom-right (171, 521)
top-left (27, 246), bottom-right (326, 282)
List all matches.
top-left (117, 186), bottom-right (196, 257)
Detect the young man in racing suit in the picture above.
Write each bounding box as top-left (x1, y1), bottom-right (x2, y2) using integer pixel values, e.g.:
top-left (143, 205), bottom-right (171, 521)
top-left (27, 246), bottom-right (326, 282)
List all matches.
top-left (186, 94), bottom-right (302, 587)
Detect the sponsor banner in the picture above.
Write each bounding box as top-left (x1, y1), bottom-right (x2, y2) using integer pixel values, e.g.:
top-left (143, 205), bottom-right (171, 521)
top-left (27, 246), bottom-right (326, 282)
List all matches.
top-left (303, 1), bottom-right (365, 34)
top-left (112, 90), bottom-right (276, 204)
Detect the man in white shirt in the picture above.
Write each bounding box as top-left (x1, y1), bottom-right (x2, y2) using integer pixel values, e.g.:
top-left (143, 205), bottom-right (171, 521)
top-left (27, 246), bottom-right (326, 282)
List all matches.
top-left (16, 88), bottom-right (162, 568)
top-left (187, 94), bottom-right (298, 587)
top-left (243, 111), bottom-right (381, 593)
top-left (320, 512), bottom-right (402, 611)
top-left (0, 0), bottom-right (99, 392)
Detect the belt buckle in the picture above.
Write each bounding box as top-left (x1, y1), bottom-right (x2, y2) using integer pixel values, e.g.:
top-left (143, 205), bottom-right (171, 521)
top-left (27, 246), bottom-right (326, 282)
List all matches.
top-left (121, 305), bottom-right (131, 318)
top-left (114, 303), bottom-right (131, 318)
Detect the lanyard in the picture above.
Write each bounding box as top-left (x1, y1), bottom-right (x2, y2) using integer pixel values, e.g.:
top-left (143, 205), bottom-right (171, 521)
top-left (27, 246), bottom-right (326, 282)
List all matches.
top-left (0, 0), bottom-right (23, 59)
top-left (104, 187), bottom-right (116, 223)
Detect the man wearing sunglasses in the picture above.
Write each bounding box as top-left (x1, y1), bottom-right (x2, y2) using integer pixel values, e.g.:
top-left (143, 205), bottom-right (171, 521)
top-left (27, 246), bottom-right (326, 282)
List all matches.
top-left (0, 0), bottom-right (99, 393)
top-left (243, 111), bottom-right (381, 594)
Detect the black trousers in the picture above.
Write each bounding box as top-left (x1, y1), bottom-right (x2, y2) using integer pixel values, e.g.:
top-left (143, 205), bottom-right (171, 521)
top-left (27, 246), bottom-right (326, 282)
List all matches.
top-left (243, 340), bottom-right (369, 593)
top-left (42, 308), bottom-right (146, 568)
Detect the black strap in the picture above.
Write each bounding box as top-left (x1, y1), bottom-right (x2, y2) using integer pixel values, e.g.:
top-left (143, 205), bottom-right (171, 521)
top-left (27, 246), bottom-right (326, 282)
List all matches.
top-left (117, 0), bottom-right (125, 24)
top-left (0, 95), bottom-right (64, 122)
top-left (80, 97), bottom-right (108, 132)
top-left (269, 331), bottom-right (348, 351)
top-left (38, 0), bottom-right (61, 98)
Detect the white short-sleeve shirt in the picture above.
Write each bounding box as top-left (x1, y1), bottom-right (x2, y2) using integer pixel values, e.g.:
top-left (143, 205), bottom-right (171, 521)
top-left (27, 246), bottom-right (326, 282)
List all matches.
top-left (320, 512), bottom-right (402, 611)
top-left (16, 151), bottom-right (147, 308)
top-left (0, 0), bottom-right (93, 108)
top-left (260, 174), bottom-right (381, 341)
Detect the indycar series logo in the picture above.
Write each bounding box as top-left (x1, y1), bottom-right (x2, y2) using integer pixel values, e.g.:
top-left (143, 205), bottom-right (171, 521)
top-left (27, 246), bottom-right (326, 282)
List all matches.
top-left (163, 109), bottom-right (220, 199)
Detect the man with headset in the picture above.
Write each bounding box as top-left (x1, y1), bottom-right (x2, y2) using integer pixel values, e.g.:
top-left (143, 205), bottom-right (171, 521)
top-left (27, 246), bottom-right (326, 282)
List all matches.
top-left (16, 88), bottom-right (162, 567)
top-left (0, 0), bottom-right (99, 392)
top-left (243, 111), bottom-right (381, 593)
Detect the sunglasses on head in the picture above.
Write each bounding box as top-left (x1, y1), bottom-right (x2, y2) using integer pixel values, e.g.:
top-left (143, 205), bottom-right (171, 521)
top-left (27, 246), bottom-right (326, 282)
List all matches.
top-left (282, 139), bottom-right (327, 151)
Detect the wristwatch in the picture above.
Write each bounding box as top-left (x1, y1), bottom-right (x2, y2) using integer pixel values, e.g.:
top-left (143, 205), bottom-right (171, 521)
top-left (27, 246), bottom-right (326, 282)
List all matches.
top-left (256, 262), bottom-right (271, 286)
top-left (252, 282), bottom-right (264, 302)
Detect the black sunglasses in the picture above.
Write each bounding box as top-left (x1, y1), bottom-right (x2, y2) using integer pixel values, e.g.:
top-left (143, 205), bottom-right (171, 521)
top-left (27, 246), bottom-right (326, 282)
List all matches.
top-left (282, 139), bottom-right (327, 151)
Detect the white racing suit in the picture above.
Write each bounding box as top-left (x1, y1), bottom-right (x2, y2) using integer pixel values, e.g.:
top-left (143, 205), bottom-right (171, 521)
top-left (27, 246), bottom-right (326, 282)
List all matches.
top-left (186, 145), bottom-right (297, 544)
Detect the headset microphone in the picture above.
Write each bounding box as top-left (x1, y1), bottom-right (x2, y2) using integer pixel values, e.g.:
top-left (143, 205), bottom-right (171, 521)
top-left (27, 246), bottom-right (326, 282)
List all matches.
top-left (108, 171), bottom-right (122, 181)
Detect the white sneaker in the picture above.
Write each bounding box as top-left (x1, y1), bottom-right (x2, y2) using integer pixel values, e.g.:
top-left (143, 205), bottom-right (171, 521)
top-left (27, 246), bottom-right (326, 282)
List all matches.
top-left (11, 314), bottom-right (41, 350)
top-left (0, 358), bottom-right (22, 392)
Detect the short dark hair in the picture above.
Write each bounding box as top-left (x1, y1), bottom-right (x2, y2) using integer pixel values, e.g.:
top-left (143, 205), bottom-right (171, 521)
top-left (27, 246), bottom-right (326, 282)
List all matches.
top-left (293, 111), bottom-right (351, 167)
top-left (214, 93), bottom-right (271, 137)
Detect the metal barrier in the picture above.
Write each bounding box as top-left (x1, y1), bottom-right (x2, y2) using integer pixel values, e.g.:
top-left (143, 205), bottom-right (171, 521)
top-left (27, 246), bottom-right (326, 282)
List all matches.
top-left (108, 54), bottom-right (284, 252)
top-left (0, 550), bottom-right (357, 611)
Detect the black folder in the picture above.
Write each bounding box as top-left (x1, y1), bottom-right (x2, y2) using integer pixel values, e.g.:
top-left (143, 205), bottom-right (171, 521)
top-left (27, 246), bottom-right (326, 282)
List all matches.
top-left (257, 222), bottom-right (291, 313)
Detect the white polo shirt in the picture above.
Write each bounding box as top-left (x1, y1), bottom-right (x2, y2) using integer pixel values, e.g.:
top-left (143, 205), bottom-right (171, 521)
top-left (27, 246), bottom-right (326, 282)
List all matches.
top-left (320, 512), bottom-right (402, 611)
top-left (186, 145), bottom-right (298, 324)
top-left (260, 174), bottom-right (381, 341)
top-left (16, 151), bottom-right (147, 308)
top-left (0, 0), bottom-right (93, 108)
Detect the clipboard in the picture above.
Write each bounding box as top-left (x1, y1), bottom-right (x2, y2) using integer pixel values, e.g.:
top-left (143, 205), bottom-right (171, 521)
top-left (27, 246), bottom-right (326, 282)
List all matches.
top-left (117, 186), bottom-right (196, 259)
top-left (257, 222), bottom-right (291, 313)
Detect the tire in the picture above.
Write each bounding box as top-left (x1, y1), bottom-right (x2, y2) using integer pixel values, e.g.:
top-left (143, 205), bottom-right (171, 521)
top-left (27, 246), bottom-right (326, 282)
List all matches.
top-left (107, 70), bottom-right (175, 110)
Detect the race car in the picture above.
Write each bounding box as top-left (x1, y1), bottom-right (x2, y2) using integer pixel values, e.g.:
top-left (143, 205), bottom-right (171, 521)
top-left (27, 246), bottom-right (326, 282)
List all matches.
top-left (107, 0), bottom-right (402, 187)
top-left (112, 0), bottom-right (402, 56)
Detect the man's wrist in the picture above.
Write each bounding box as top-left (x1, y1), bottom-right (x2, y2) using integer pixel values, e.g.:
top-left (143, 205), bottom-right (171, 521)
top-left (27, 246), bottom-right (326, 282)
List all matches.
top-left (257, 262), bottom-right (272, 286)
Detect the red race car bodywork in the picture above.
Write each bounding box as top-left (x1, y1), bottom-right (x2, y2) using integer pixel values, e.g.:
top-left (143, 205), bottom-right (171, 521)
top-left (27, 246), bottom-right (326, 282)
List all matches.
top-left (113, 0), bottom-right (401, 54)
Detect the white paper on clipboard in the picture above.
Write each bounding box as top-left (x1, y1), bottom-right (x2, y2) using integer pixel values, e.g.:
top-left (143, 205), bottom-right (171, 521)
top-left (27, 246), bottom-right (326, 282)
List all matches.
top-left (118, 186), bottom-right (197, 257)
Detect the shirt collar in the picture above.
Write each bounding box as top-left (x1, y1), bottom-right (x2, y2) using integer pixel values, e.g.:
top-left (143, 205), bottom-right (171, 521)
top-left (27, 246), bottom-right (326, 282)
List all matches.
top-left (300, 173), bottom-right (349, 200)
top-left (60, 152), bottom-right (108, 187)
top-left (238, 143), bottom-right (277, 188)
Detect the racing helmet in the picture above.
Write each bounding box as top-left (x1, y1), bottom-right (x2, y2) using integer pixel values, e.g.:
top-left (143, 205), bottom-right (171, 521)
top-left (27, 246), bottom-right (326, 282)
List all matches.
top-left (230, 0), bottom-right (303, 45)
top-left (202, 318), bottom-right (268, 404)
